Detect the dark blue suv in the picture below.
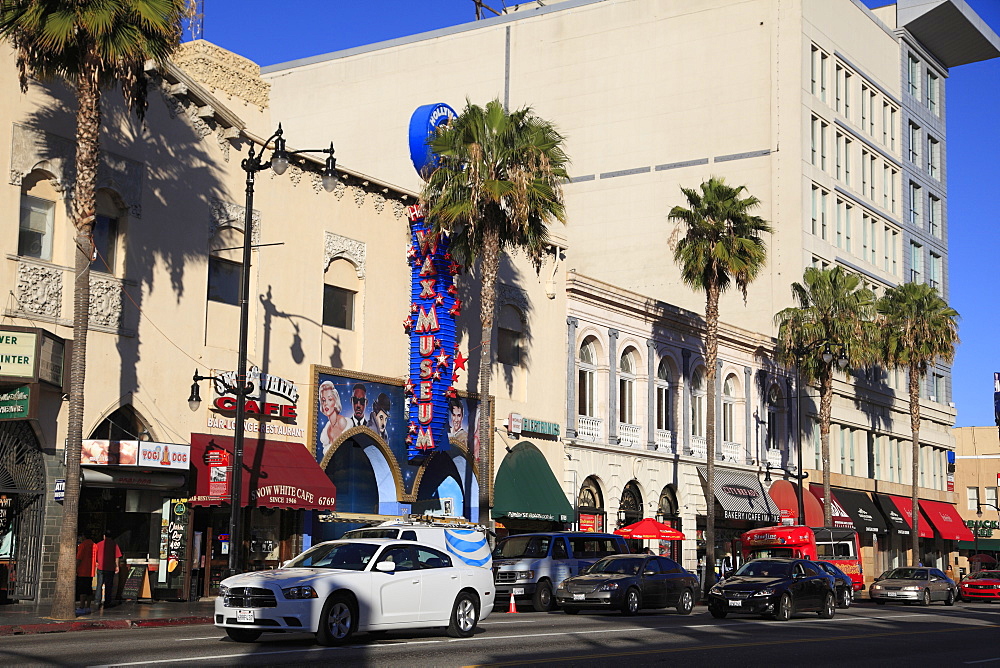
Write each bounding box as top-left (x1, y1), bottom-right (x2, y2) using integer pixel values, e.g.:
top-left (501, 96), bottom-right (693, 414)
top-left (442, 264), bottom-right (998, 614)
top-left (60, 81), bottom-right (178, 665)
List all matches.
top-left (708, 558), bottom-right (837, 621)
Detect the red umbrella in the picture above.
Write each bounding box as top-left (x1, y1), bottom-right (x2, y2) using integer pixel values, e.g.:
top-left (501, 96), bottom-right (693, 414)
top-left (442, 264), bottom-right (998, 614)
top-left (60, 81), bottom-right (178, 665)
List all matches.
top-left (969, 554), bottom-right (998, 564)
top-left (613, 517), bottom-right (685, 540)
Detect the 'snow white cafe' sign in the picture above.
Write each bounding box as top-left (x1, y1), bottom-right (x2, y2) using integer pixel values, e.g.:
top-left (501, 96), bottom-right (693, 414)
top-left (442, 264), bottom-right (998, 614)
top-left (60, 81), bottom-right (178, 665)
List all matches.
top-left (205, 366), bottom-right (305, 439)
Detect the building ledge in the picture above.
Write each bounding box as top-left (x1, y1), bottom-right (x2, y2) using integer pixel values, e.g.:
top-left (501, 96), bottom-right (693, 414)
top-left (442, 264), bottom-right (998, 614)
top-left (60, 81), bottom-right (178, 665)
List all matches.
top-left (898, 0), bottom-right (1000, 68)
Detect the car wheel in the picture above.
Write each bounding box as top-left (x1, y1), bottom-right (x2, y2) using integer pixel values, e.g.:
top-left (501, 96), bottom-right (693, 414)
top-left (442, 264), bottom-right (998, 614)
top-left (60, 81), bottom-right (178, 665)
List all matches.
top-left (945, 590), bottom-right (956, 607)
top-left (774, 593), bottom-right (793, 621)
top-left (447, 591), bottom-right (479, 638)
top-left (709, 603), bottom-right (728, 619)
top-left (621, 588), bottom-right (641, 616)
top-left (316, 592), bottom-right (356, 646)
top-left (818, 592), bottom-right (836, 619)
top-left (921, 589), bottom-right (932, 607)
top-left (875, 600), bottom-right (886, 606)
top-left (225, 628), bottom-right (261, 643)
top-left (838, 587), bottom-right (852, 609)
top-left (533, 580), bottom-right (554, 612)
top-left (676, 588), bottom-right (694, 616)
top-left (563, 607), bottom-right (581, 615)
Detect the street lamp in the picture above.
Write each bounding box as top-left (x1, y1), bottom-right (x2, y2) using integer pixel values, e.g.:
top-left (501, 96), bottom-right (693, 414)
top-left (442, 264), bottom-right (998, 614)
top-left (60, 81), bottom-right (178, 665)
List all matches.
top-left (188, 124), bottom-right (338, 576)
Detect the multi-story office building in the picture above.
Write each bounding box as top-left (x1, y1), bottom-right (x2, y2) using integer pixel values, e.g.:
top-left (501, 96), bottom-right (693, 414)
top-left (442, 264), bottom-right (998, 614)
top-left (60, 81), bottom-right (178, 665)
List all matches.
top-left (260, 0), bottom-right (998, 577)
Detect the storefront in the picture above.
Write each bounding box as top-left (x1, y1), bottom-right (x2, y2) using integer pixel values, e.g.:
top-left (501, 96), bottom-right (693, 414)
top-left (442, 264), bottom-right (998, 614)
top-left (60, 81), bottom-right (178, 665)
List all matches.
top-left (577, 476), bottom-right (606, 533)
top-left (873, 493), bottom-right (933, 569)
top-left (188, 433), bottom-right (337, 596)
top-left (699, 467), bottom-right (780, 572)
top-left (919, 498), bottom-right (974, 573)
top-left (823, 487), bottom-right (888, 584)
top-left (492, 441), bottom-right (573, 537)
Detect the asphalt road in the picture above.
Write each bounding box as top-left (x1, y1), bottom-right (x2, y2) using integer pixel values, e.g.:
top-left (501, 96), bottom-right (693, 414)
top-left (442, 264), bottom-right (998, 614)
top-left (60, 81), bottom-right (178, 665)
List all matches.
top-left (3, 600), bottom-right (1000, 667)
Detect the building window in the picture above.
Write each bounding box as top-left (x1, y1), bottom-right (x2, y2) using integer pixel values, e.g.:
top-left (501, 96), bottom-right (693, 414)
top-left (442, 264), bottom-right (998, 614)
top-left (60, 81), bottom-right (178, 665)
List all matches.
top-left (18, 195), bottom-right (55, 261)
top-left (968, 486), bottom-right (980, 511)
top-left (861, 150), bottom-right (870, 199)
top-left (835, 132), bottom-right (844, 180)
top-left (929, 195), bottom-right (942, 238)
top-left (811, 45), bottom-right (828, 100)
top-left (690, 368), bottom-right (705, 438)
top-left (868, 153), bottom-right (877, 200)
top-left (836, 199), bottom-right (844, 249)
top-left (882, 165), bottom-right (891, 210)
top-left (882, 102), bottom-right (890, 146)
top-left (835, 63), bottom-right (844, 113)
top-left (928, 252), bottom-right (942, 290)
top-left (207, 256), bottom-right (241, 305)
top-left (986, 486), bottom-right (998, 511)
top-left (927, 136), bottom-right (941, 180)
top-left (931, 372), bottom-right (945, 403)
top-left (844, 137), bottom-right (852, 185)
top-left (910, 241), bottom-right (923, 283)
top-left (820, 189), bottom-right (828, 240)
top-left (578, 339), bottom-right (597, 418)
top-left (890, 107), bottom-right (897, 151)
top-left (862, 213), bottom-right (878, 265)
top-left (908, 122), bottom-right (920, 164)
top-left (92, 214), bottom-right (119, 274)
top-left (908, 55), bottom-right (920, 98)
top-left (909, 182), bottom-right (921, 227)
top-left (926, 70), bottom-right (940, 116)
top-left (655, 359), bottom-right (672, 432)
top-left (618, 348), bottom-right (637, 425)
top-left (497, 305), bottom-right (524, 366)
top-left (882, 225), bottom-right (891, 272)
top-left (861, 85), bottom-right (869, 133)
top-left (322, 284), bottom-right (355, 329)
top-left (867, 89), bottom-right (876, 136)
top-left (891, 229), bottom-right (899, 275)
top-left (722, 375), bottom-right (738, 443)
top-left (766, 385), bottom-right (782, 451)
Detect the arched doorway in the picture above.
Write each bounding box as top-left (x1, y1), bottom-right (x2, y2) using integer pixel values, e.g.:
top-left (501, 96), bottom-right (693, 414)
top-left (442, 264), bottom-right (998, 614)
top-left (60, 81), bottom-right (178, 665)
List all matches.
top-left (577, 476), bottom-right (605, 533)
top-left (0, 421), bottom-right (45, 600)
top-left (618, 482), bottom-right (643, 552)
top-left (656, 486), bottom-right (682, 560)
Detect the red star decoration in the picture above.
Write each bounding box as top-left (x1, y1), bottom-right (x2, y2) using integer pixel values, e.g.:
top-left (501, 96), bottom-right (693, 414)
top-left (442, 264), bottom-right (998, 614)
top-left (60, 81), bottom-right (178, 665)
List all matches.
top-left (435, 339), bottom-right (443, 349)
top-left (406, 244), bottom-right (417, 259)
top-left (448, 260), bottom-right (462, 275)
top-left (453, 350), bottom-right (469, 371)
top-left (435, 294), bottom-right (445, 307)
top-left (449, 299), bottom-right (463, 317)
top-left (436, 351), bottom-right (450, 368)
top-left (445, 387), bottom-right (458, 398)
top-left (447, 285), bottom-right (459, 297)
top-left (432, 369), bottom-right (442, 381)
top-left (410, 302), bottom-right (419, 313)
top-left (408, 422), bottom-right (418, 434)
top-left (403, 317), bottom-right (412, 333)
top-left (404, 379), bottom-right (415, 396)
top-left (452, 372), bottom-right (459, 382)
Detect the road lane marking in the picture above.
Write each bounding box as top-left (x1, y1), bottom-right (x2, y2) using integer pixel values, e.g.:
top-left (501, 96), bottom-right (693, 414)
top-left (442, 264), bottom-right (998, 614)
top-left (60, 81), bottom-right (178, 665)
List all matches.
top-left (174, 636), bottom-right (227, 641)
top-left (465, 623), bottom-right (1000, 667)
top-left (964, 659), bottom-right (1000, 665)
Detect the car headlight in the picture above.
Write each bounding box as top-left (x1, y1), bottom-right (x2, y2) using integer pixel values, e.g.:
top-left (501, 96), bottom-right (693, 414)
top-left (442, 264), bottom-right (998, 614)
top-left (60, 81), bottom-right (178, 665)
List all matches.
top-left (516, 570), bottom-right (535, 580)
top-left (282, 586), bottom-right (318, 600)
top-left (218, 585), bottom-right (230, 597)
top-left (871, 585), bottom-right (882, 591)
top-left (902, 586), bottom-right (921, 591)
top-left (709, 585), bottom-right (723, 595)
top-left (752, 588), bottom-right (776, 597)
top-left (557, 581), bottom-right (567, 590)
top-left (599, 582), bottom-right (620, 591)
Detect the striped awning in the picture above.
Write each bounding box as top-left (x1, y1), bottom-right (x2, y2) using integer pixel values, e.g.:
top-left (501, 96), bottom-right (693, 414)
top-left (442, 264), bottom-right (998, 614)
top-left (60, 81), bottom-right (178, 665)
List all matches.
top-left (698, 467), bottom-right (780, 523)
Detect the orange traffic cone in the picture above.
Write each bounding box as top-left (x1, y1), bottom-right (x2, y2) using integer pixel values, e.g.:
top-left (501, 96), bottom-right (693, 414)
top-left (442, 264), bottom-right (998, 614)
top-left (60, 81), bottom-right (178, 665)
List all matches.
top-left (506, 591), bottom-right (518, 613)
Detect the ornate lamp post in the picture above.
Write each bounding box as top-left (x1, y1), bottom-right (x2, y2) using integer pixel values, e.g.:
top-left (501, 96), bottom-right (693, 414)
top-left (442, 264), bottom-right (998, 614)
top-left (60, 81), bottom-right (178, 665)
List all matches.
top-left (187, 125), bottom-right (338, 575)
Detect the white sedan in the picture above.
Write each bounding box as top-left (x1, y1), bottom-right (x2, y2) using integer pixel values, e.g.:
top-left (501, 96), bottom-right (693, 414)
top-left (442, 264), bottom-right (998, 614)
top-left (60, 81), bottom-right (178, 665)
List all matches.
top-left (214, 538), bottom-right (494, 645)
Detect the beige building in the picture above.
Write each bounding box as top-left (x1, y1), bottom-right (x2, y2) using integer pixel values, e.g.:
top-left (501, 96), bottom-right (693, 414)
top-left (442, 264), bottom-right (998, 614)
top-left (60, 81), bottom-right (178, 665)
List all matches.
top-left (953, 427), bottom-right (1000, 571)
top-left (259, 0), bottom-right (996, 574)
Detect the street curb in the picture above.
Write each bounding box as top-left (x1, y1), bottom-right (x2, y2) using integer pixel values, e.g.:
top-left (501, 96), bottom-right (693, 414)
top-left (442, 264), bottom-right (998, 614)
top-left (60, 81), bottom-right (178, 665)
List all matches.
top-left (0, 616), bottom-right (212, 636)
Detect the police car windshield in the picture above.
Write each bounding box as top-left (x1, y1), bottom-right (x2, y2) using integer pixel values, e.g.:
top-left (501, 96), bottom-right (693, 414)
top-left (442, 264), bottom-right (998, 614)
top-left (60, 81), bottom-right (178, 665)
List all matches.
top-left (285, 542), bottom-right (379, 570)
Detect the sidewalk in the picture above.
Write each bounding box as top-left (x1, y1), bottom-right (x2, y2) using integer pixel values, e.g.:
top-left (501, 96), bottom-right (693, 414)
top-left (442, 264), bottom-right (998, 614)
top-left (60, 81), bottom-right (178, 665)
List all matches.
top-left (0, 599), bottom-right (215, 636)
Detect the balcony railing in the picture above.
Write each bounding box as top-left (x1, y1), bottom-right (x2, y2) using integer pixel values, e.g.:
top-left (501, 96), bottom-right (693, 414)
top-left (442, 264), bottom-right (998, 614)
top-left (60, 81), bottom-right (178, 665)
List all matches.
top-left (618, 423), bottom-right (641, 447)
top-left (577, 416), bottom-right (603, 442)
top-left (689, 435), bottom-right (707, 459)
top-left (654, 429), bottom-right (673, 453)
top-left (722, 441), bottom-right (745, 464)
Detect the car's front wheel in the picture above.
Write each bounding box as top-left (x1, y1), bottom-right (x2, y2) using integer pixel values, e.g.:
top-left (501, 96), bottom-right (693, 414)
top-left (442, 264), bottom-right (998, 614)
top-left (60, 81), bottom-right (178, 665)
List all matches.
top-left (316, 592), bottom-right (356, 646)
top-left (774, 593), bottom-right (793, 621)
top-left (447, 591), bottom-right (480, 638)
top-left (945, 590), bottom-right (956, 606)
top-left (818, 592), bottom-right (836, 619)
top-left (676, 588), bottom-right (694, 615)
top-left (621, 588), bottom-right (641, 616)
top-left (225, 628), bottom-right (261, 643)
top-left (838, 587), bottom-right (853, 609)
top-left (709, 602), bottom-right (728, 619)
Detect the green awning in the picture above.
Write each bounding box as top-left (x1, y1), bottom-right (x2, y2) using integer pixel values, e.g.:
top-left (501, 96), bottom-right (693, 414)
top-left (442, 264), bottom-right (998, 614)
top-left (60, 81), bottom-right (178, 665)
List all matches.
top-left (958, 539), bottom-right (1000, 550)
top-left (492, 441), bottom-right (573, 523)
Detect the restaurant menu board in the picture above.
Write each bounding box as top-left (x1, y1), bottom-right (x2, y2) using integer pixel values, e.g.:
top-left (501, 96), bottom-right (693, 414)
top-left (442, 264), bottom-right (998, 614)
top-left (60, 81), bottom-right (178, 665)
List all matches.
top-left (157, 499), bottom-right (190, 597)
top-left (121, 565), bottom-right (146, 601)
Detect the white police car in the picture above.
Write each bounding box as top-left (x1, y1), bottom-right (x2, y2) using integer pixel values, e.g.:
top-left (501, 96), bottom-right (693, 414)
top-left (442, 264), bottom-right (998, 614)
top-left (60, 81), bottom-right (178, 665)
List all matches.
top-left (215, 538), bottom-right (494, 645)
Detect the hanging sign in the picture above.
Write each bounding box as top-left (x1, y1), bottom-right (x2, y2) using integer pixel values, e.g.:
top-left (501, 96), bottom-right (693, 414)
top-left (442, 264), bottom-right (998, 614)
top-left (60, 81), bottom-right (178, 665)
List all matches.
top-left (0, 385), bottom-right (30, 420)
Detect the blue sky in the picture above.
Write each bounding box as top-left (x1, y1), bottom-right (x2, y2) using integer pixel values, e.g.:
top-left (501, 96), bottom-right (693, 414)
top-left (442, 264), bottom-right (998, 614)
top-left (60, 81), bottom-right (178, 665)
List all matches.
top-left (197, 0), bottom-right (1000, 427)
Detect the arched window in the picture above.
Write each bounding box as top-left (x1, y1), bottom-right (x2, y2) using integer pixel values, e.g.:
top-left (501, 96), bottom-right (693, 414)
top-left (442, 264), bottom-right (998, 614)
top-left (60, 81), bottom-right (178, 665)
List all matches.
top-left (497, 305), bottom-right (524, 367)
top-left (722, 374), bottom-right (738, 442)
top-left (618, 348), bottom-right (637, 425)
top-left (18, 171), bottom-right (57, 261)
top-left (619, 482), bottom-right (642, 528)
top-left (323, 258), bottom-right (360, 330)
top-left (690, 368), bottom-right (705, 437)
top-left (578, 477), bottom-right (605, 533)
top-left (92, 189), bottom-right (123, 275)
top-left (655, 359), bottom-right (671, 432)
top-left (578, 338), bottom-right (597, 418)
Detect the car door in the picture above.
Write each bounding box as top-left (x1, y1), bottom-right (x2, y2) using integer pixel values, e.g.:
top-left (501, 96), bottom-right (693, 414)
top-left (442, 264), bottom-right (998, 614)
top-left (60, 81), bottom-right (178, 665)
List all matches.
top-left (416, 546), bottom-right (460, 622)
top-left (658, 557), bottom-right (686, 606)
top-left (551, 537), bottom-right (575, 584)
top-left (637, 557), bottom-right (665, 607)
top-left (930, 569), bottom-right (949, 601)
top-left (373, 545), bottom-right (422, 625)
top-left (791, 562), bottom-right (817, 609)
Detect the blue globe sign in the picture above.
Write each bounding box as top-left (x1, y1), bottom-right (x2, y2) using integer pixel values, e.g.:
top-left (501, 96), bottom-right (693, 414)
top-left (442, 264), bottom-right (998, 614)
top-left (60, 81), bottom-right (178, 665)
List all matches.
top-left (409, 102), bottom-right (457, 180)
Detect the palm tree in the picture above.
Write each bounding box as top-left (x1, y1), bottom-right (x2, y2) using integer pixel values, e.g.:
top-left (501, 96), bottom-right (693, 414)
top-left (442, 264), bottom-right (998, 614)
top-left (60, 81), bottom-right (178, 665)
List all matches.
top-left (421, 99), bottom-right (568, 525)
top-left (877, 282), bottom-right (959, 566)
top-left (0, 0), bottom-right (190, 619)
top-left (669, 177), bottom-right (770, 590)
top-left (775, 267), bottom-right (876, 528)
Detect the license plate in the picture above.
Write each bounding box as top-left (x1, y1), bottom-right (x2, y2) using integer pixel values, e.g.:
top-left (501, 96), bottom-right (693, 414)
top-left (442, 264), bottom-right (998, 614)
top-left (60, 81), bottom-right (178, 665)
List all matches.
top-left (573, 593), bottom-right (585, 601)
top-left (888, 592), bottom-right (902, 597)
top-left (728, 599), bottom-right (742, 607)
top-left (236, 610), bottom-right (254, 623)
top-left (512, 587), bottom-right (524, 595)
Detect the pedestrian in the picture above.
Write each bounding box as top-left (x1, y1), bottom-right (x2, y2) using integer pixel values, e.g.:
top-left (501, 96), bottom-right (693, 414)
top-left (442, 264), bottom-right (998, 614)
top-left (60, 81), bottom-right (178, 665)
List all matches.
top-left (94, 530), bottom-right (122, 608)
top-left (75, 532), bottom-right (95, 615)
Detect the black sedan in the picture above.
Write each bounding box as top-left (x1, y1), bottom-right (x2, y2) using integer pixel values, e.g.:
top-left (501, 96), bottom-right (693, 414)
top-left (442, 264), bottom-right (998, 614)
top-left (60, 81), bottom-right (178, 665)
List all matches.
top-left (555, 554), bottom-right (699, 616)
top-left (815, 560), bottom-right (854, 608)
top-left (708, 558), bottom-right (836, 621)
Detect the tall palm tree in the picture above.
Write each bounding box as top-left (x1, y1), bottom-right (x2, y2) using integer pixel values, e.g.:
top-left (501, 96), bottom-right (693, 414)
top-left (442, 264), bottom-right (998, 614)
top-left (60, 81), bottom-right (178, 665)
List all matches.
top-left (0, 0), bottom-right (189, 619)
top-left (775, 267), bottom-right (876, 528)
top-left (421, 99), bottom-right (568, 525)
top-left (669, 177), bottom-right (770, 590)
top-left (877, 282), bottom-right (959, 566)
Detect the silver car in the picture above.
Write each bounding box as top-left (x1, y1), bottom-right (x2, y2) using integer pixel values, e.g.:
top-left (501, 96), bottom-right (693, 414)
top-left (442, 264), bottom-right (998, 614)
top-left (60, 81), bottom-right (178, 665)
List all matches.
top-left (869, 567), bottom-right (957, 606)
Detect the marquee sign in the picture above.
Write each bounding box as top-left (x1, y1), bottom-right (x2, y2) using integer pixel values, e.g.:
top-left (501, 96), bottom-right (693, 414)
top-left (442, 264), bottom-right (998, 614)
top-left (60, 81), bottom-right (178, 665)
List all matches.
top-left (210, 365), bottom-right (299, 421)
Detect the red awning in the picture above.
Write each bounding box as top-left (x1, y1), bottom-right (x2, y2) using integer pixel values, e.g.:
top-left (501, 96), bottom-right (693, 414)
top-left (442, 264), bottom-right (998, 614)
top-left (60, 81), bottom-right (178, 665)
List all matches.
top-left (886, 495), bottom-right (933, 538)
top-left (768, 480), bottom-right (824, 527)
top-left (919, 499), bottom-right (975, 541)
top-left (189, 433), bottom-right (336, 510)
top-left (809, 484), bottom-right (854, 529)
